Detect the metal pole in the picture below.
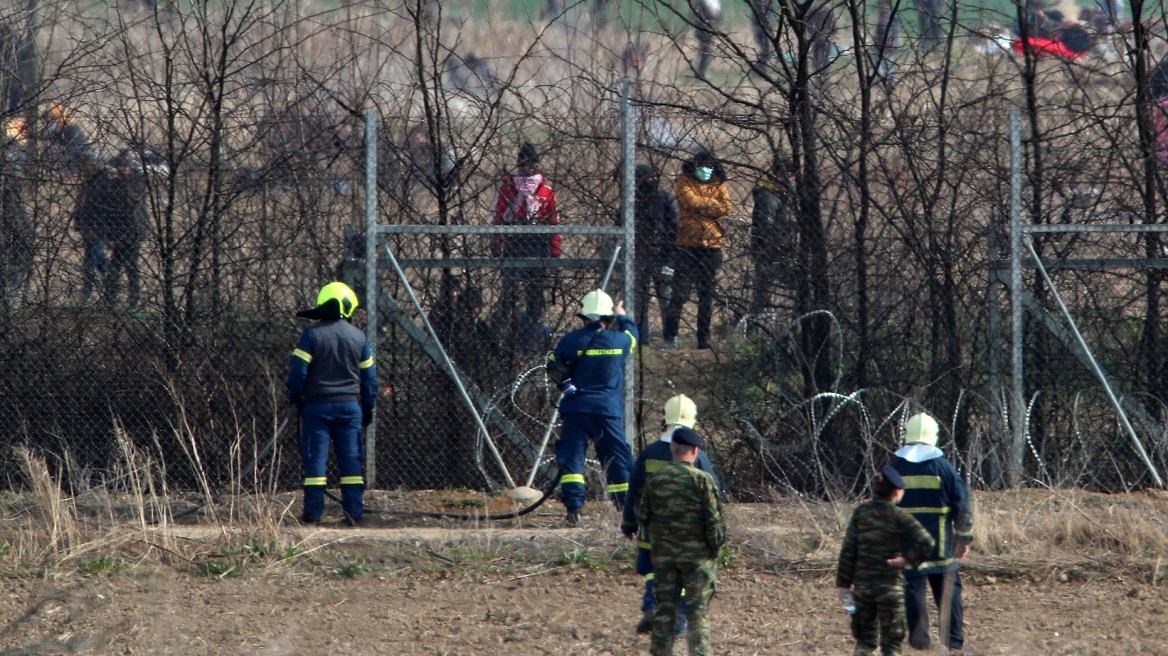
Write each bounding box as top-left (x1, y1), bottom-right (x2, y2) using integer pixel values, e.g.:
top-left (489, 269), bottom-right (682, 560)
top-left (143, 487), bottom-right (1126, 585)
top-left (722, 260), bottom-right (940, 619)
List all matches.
top-left (986, 225), bottom-right (1004, 488)
top-left (621, 78), bottom-right (637, 444)
top-left (1024, 237), bottom-right (1164, 487)
top-left (364, 110), bottom-right (379, 488)
top-left (380, 242), bottom-right (519, 490)
top-left (1009, 109), bottom-right (1025, 488)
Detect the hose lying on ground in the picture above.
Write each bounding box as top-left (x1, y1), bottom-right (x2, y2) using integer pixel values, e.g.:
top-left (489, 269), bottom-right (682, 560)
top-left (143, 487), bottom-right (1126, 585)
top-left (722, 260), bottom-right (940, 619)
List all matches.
top-left (323, 468), bottom-right (560, 521)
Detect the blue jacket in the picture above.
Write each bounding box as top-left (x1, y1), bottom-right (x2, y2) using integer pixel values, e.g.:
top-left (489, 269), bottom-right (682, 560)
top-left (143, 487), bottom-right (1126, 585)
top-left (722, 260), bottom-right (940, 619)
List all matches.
top-left (621, 430), bottom-right (720, 544)
top-left (891, 444), bottom-right (974, 575)
top-left (287, 319), bottom-right (378, 415)
top-left (550, 315), bottom-right (638, 418)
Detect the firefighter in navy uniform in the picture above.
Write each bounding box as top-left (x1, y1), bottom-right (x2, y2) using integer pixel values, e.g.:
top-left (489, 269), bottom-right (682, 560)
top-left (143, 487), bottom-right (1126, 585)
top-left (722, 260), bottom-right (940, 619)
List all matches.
top-left (287, 282), bottom-right (379, 525)
top-left (548, 289), bottom-right (637, 527)
top-left (890, 412), bottom-right (974, 652)
top-left (622, 394), bottom-right (720, 635)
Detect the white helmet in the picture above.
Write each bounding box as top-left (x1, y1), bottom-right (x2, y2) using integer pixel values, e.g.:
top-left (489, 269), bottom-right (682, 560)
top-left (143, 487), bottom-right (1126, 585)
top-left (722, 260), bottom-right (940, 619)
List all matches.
top-left (664, 394), bottom-right (697, 428)
top-left (904, 413), bottom-right (939, 447)
top-left (579, 289), bottom-right (614, 320)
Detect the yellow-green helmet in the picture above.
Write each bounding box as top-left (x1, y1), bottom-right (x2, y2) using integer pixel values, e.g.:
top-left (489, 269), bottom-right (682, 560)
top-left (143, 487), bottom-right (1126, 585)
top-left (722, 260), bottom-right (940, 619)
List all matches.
top-left (317, 281), bottom-right (359, 319)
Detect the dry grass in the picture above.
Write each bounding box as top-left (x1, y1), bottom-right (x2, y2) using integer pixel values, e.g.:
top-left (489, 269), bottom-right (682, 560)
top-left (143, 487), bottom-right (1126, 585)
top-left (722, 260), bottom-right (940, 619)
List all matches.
top-left (6, 457), bottom-right (1168, 586)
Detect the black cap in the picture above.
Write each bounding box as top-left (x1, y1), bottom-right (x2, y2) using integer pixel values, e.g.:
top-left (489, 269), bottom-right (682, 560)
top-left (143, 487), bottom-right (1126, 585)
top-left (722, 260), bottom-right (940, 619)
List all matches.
top-left (880, 464), bottom-right (906, 490)
top-left (672, 427), bottom-right (703, 448)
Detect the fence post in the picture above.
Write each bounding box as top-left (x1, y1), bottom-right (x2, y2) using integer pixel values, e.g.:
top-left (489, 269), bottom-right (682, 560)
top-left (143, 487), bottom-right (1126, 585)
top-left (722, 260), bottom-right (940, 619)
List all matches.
top-left (1009, 108), bottom-right (1025, 488)
top-left (621, 78), bottom-right (636, 444)
top-left (364, 109), bottom-right (378, 489)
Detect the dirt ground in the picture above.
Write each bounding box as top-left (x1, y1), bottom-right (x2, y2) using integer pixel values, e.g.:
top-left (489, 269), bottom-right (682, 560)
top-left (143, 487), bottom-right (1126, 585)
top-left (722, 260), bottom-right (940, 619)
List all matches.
top-left (4, 497), bottom-right (1168, 656)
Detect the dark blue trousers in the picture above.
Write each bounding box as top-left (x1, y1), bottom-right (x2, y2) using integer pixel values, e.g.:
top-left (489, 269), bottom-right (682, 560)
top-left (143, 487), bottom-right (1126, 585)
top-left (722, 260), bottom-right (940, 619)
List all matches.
top-left (555, 411), bottom-right (633, 511)
top-left (300, 401), bottom-right (365, 520)
top-left (906, 570), bottom-right (965, 650)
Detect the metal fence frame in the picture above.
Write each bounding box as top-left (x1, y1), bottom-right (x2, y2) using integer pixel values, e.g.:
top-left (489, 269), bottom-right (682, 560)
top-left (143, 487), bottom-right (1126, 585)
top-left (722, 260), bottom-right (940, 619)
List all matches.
top-left (357, 82), bottom-right (638, 489)
top-left (988, 109), bottom-right (1168, 489)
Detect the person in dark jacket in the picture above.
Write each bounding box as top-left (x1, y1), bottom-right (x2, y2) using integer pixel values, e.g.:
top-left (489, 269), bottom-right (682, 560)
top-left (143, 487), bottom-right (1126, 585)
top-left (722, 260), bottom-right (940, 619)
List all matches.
top-left (891, 412), bottom-right (975, 652)
top-left (287, 282), bottom-right (379, 525)
top-left (46, 103), bottom-right (90, 172)
top-left (836, 464), bottom-right (936, 656)
top-left (627, 163), bottom-right (679, 345)
top-left (102, 154), bottom-right (148, 309)
top-left (873, 0), bottom-right (902, 89)
top-left (548, 289), bottom-right (637, 527)
top-left (74, 153), bottom-right (149, 307)
top-left (748, 158), bottom-right (796, 321)
top-left (662, 150), bottom-right (731, 350)
top-left (693, 0), bottom-right (721, 77)
top-left (748, 0), bottom-right (775, 65)
top-left (622, 394), bottom-right (719, 636)
top-left (916, 0), bottom-right (943, 50)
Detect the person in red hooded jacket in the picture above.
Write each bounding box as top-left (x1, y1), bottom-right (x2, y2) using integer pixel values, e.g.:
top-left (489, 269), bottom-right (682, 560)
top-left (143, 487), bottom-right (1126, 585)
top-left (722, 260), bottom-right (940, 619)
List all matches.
top-left (491, 142), bottom-right (561, 348)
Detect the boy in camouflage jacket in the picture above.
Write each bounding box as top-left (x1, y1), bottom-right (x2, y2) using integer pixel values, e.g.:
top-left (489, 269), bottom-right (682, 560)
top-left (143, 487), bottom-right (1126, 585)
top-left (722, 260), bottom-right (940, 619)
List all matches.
top-left (836, 465), bottom-right (935, 656)
top-left (634, 427), bottom-right (725, 656)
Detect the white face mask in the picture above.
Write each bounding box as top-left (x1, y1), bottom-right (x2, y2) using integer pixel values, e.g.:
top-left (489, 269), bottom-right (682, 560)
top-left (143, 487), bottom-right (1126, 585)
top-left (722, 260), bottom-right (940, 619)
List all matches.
top-left (695, 166), bottom-right (714, 182)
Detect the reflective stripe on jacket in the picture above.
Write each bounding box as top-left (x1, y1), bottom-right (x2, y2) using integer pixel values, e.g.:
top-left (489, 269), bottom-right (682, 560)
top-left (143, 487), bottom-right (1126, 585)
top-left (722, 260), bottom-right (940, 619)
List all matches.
top-left (891, 452), bottom-right (974, 575)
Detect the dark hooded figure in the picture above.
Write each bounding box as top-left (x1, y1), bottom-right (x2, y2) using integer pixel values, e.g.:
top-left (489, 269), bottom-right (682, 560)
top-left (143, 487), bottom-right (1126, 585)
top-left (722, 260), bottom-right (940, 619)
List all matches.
top-left (749, 157), bottom-right (797, 321)
top-left (627, 163), bottom-right (679, 345)
top-left (74, 151), bottom-right (147, 308)
top-left (445, 51), bottom-right (498, 98)
top-left (662, 150), bottom-right (731, 350)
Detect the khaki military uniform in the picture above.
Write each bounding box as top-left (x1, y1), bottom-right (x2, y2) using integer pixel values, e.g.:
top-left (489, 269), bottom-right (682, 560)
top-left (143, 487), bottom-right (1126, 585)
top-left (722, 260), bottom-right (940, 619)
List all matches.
top-left (635, 461), bottom-right (725, 656)
top-left (836, 499), bottom-right (935, 656)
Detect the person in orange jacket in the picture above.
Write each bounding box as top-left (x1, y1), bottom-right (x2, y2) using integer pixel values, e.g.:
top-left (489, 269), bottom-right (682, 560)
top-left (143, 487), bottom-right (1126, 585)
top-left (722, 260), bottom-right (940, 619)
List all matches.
top-left (661, 150), bottom-right (731, 350)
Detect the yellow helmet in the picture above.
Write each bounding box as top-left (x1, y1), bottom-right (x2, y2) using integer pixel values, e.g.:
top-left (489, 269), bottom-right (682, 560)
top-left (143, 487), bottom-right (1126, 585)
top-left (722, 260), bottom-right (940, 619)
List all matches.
top-left (664, 394), bottom-right (697, 428)
top-left (317, 281), bottom-right (359, 319)
top-left (904, 412), bottom-right (939, 447)
top-left (579, 289), bottom-right (614, 320)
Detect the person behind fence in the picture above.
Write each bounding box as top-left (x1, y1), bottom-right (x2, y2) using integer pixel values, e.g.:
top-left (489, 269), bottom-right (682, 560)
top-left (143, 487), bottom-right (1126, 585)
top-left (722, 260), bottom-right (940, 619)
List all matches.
top-left (101, 153), bottom-right (148, 309)
top-left (625, 162), bottom-right (678, 345)
top-left (662, 150), bottom-right (731, 350)
top-left (836, 464), bottom-right (936, 656)
top-left (692, 0), bottom-right (721, 77)
top-left (748, 0), bottom-right (775, 65)
top-left (1, 118), bottom-right (32, 306)
top-left (287, 282), bottom-right (379, 526)
top-left (547, 289), bottom-right (636, 528)
top-left (75, 150), bottom-right (149, 308)
top-left (622, 394), bottom-right (720, 637)
top-left (873, 0), bottom-right (901, 89)
top-left (46, 102), bottom-right (90, 172)
top-left (491, 141), bottom-right (561, 345)
top-left (634, 426), bottom-right (725, 656)
top-left (748, 157), bottom-right (796, 324)
top-left (890, 412), bottom-right (974, 652)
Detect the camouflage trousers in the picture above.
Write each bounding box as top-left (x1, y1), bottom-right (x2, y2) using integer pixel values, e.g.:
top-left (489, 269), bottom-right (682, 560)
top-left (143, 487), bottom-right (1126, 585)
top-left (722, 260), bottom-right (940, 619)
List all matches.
top-left (650, 558), bottom-right (717, 656)
top-left (850, 581), bottom-right (907, 656)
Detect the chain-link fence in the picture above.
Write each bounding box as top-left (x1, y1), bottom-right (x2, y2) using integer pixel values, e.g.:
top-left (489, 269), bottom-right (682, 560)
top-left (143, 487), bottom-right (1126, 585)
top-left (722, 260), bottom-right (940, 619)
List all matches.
top-left (5, 0), bottom-right (1168, 511)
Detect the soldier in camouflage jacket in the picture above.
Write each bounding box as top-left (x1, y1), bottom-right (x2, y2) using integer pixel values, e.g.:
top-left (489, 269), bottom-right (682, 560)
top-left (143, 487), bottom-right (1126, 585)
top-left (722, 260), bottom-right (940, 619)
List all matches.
top-left (836, 465), bottom-right (935, 656)
top-left (634, 427), bottom-right (725, 656)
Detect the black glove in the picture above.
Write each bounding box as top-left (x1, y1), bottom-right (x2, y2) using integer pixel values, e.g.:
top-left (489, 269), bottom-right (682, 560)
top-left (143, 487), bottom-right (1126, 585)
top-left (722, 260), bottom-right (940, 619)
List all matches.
top-left (361, 406), bottom-right (373, 428)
